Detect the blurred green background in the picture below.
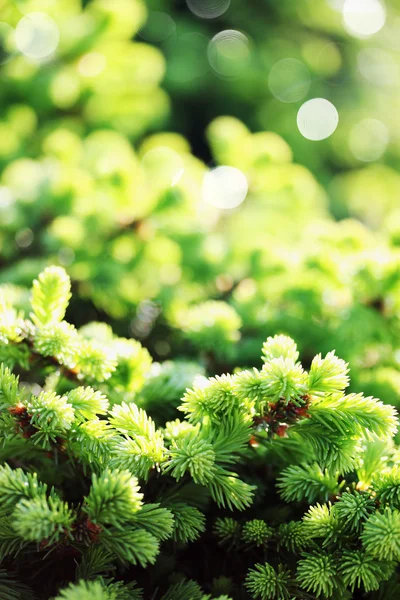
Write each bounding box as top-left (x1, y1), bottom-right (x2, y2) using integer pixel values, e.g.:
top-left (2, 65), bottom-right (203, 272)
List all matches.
top-left (1, 0), bottom-right (400, 414)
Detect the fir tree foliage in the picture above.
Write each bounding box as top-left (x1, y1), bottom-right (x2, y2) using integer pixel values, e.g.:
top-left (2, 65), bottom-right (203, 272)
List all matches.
top-left (245, 563), bottom-right (292, 600)
top-left (1, 266), bottom-right (400, 598)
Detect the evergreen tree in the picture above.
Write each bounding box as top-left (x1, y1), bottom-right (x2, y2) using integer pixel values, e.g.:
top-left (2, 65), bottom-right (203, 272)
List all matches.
top-left (1, 266), bottom-right (400, 598)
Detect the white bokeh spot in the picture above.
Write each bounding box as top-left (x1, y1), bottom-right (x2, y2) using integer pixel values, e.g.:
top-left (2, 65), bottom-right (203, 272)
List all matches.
top-left (358, 48), bottom-right (399, 87)
top-left (16, 12), bottom-right (59, 59)
top-left (0, 186), bottom-right (14, 209)
top-left (268, 58), bottom-right (311, 103)
top-left (297, 98), bottom-right (339, 141)
top-left (326, 0), bottom-right (345, 12)
top-left (202, 166), bottom-right (248, 209)
top-left (349, 118), bottom-right (389, 162)
top-left (208, 30), bottom-right (250, 78)
top-left (343, 0), bottom-right (386, 38)
top-left (186, 0), bottom-right (231, 19)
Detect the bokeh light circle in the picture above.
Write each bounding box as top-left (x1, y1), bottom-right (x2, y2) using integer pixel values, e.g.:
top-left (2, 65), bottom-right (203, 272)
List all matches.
top-left (186, 0), bottom-right (231, 19)
top-left (141, 147), bottom-right (184, 188)
top-left (326, 0), bottom-right (345, 11)
top-left (358, 48), bottom-right (399, 87)
top-left (0, 186), bottom-right (13, 209)
top-left (343, 0), bottom-right (386, 38)
top-left (268, 58), bottom-right (311, 103)
top-left (297, 98), bottom-right (339, 141)
top-left (15, 228), bottom-right (34, 248)
top-left (208, 30), bottom-right (250, 78)
top-left (349, 118), bottom-right (389, 162)
top-left (202, 166), bottom-right (248, 209)
top-left (16, 12), bottom-right (59, 59)
top-left (78, 52), bottom-right (106, 77)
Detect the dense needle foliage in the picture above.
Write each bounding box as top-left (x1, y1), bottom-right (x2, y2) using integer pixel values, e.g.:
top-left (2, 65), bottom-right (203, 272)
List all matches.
top-left (1, 267), bottom-right (400, 599)
top-left (1, 0), bottom-right (400, 599)
top-left (1, 0), bottom-right (400, 403)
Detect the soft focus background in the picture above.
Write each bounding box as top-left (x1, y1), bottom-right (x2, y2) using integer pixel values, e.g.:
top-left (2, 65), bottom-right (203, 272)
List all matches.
top-left (1, 0), bottom-right (400, 412)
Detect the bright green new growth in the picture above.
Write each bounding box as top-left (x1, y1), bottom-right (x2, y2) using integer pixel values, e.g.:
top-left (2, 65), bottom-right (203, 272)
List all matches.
top-left (168, 502), bottom-right (206, 543)
top-left (361, 509), bottom-right (400, 561)
top-left (242, 520), bottom-right (273, 547)
top-left (31, 267), bottom-right (71, 327)
top-left (54, 579), bottom-right (143, 600)
top-left (13, 496), bottom-right (74, 544)
top-left (164, 435), bottom-right (216, 485)
top-left (334, 491), bottom-right (375, 532)
top-left (297, 551), bottom-right (343, 598)
top-left (27, 391), bottom-right (75, 447)
top-left (372, 466), bottom-right (400, 508)
top-left (84, 469), bottom-right (144, 527)
top-left (245, 563), bottom-right (291, 600)
top-left (1, 265), bottom-right (400, 598)
top-left (340, 550), bottom-right (394, 592)
top-left (302, 502), bottom-right (343, 547)
top-left (277, 463), bottom-right (340, 504)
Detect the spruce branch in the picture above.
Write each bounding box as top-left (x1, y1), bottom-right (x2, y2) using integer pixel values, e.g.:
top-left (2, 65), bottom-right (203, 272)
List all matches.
top-left (0, 464), bottom-right (48, 517)
top-left (334, 491), bottom-right (375, 533)
top-left (75, 340), bottom-right (117, 383)
top-left (302, 502), bottom-right (343, 548)
top-left (0, 570), bottom-right (35, 600)
top-left (99, 527), bottom-right (159, 567)
top-left (33, 322), bottom-right (80, 369)
top-left (307, 393), bottom-right (398, 439)
top-left (30, 267), bottom-right (71, 327)
top-left (54, 579), bottom-right (143, 600)
top-left (67, 387), bottom-right (109, 422)
top-left (339, 549), bottom-right (394, 592)
top-left (109, 402), bottom-right (165, 479)
top-left (0, 517), bottom-right (29, 562)
top-left (2, 267), bottom-right (400, 598)
top-left (361, 509), bottom-right (400, 561)
top-left (68, 419), bottom-right (115, 471)
top-left (308, 351), bottom-right (349, 396)
top-left (167, 502), bottom-right (206, 543)
top-left (372, 465), bottom-right (400, 509)
top-left (129, 503), bottom-right (174, 541)
top-left (245, 562), bottom-right (292, 600)
top-left (277, 521), bottom-right (308, 553)
top-left (214, 517), bottom-right (241, 547)
top-left (0, 365), bottom-right (19, 410)
top-left (12, 495), bottom-right (74, 545)
top-left (260, 357), bottom-right (307, 404)
top-left (84, 469), bottom-right (143, 528)
top-left (211, 418), bottom-right (252, 465)
top-left (160, 579), bottom-right (203, 600)
top-left (262, 335), bottom-right (299, 363)
top-left (277, 463), bottom-right (339, 504)
top-left (296, 551), bottom-right (344, 598)
top-left (180, 374), bottom-right (245, 424)
top-left (27, 391), bottom-right (75, 447)
top-left (208, 467), bottom-right (255, 511)
top-left (242, 520), bottom-right (273, 547)
top-left (75, 546), bottom-right (115, 580)
top-left (163, 435), bottom-right (216, 485)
